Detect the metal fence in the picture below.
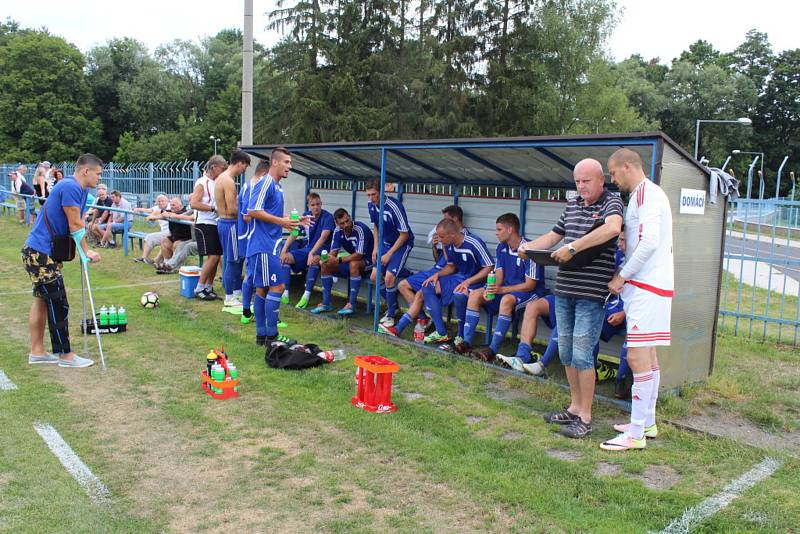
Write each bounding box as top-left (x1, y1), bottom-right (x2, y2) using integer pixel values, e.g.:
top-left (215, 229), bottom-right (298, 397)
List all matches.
top-left (719, 198), bottom-right (800, 345)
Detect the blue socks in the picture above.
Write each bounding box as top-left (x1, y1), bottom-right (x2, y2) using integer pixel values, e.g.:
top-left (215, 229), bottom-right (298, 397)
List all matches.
top-left (349, 275), bottom-right (362, 307)
top-left (540, 327), bottom-right (559, 367)
top-left (395, 313), bottom-right (413, 335)
top-left (281, 264), bottom-right (291, 286)
top-left (515, 342), bottom-right (533, 362)
top-left (265, 291), bottom-right (282, 337)
top-left (254, 294), bottom-right (266, 336)
top-left (453, 293), bottom-right (468, 338)
top-left (422, 284), bottom-right (446, 335)
top-left (463, 309), bottom-right (481, 344)
top-left (386, 285), bottom-right (398, 316)
top-left (489, 314), bottom-right (512, 353)
top-left (321, 275), bottom-right (333, 306)
top-left (305, 265), bottom-right (320, 293)
top-left (223, 260), bottom-right (241, 296)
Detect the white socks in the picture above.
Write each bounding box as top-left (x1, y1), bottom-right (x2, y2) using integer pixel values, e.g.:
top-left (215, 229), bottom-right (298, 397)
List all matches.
top-left (302, 290), bottom-right (311, 300)
top-left (630, 371), bottom-right (655, 440)
top-left (646, 364), bottom-right (660, 428)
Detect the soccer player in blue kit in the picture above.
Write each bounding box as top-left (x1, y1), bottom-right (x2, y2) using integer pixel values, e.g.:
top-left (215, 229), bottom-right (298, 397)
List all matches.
top-left (246, 147), bottom-right (308, 345)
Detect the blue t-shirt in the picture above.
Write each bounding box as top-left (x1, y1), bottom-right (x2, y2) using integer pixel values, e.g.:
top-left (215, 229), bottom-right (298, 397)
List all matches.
top-left (368, 196), bottom-right (414, 246)
top-left (247, 175), bottom-right (284, 256)
top-left (330, 221), bottom-right (374, 258)
top-left (25, 177), bottom-right (88, 256)
top-left (443, 233), bottom-right (494, 279)
top-left (494, 238), bottom-right (545, 295)
top-left (304, 209), bottom-right (335, 250)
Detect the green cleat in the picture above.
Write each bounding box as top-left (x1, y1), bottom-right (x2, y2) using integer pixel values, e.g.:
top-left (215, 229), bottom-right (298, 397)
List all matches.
top-left (295, 296), bottom-right (309, 309)
top-left (281, 294), bottom-right (290, 305)
top-left (241, 314), bottom-right (253, 325)
top-left (424, 331), bottom-right (452, 345)
top-left (278, 321), bottom-right (288, 328)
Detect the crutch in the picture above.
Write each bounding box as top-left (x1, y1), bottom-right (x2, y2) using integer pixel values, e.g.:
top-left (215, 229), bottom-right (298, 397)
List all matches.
top-left (80, 258), bottom-right (89, 355)
top-left (81, 260), bottom-right (106, 370)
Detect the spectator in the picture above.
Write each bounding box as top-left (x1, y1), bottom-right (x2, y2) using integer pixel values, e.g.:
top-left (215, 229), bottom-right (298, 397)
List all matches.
top-left (87, 184), bottom-right (112, 240)
top-left (155, 197), bottom-right (194, 274)
top-left (8, 165), bottom-right (31, 224)
top-left (97, 190), bottom-right (132, 248)
top-left (133, 195), bottom-right (170, 264)
top-left (33, 165), bottom-right (49, 206)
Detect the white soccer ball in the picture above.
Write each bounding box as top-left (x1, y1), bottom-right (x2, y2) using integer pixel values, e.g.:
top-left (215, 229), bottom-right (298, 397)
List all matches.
top-left (140, 291), bottom-right (159, 309)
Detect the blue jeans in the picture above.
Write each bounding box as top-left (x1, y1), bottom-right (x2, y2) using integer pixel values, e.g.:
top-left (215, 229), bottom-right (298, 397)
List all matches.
top-left (554, 295), bottom-right (605, 371)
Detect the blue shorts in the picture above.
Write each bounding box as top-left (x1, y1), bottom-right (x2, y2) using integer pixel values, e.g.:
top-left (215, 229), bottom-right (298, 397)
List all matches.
top-left (435, 273), bottom-right (468, 306)
top-left (380, 242), bottom-right (413, 277)
top-left (599, 320), bottom-right (625, 342)
top-left (217, 219), bottom-right (242, 262)
top-left (247, 252), bottom-right (282, 289)
top-left (482, 290), bottom-right (539, 315)
top-left (406, 267), bottom-right (441, 292)
top-left (287, 247), bottom-right (314, 273)
top-left (554, 295), bottom-right (605, 371)
top-left (335, 257), bottom-right (373, 277)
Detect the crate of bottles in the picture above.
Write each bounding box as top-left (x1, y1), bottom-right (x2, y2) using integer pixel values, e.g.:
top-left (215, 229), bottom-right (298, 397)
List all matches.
top-left (201, 347), bottom-right (239, 400)
top-left (81, 305), bottom-right (128, 335)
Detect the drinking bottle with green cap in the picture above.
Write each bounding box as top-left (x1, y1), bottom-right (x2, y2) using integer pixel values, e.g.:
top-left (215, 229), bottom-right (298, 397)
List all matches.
top-left (485, 270), bottom-right (496, 300)
top-left (320, 249), bottom-right (329, 262)
top-left (211, 364), bottom-right (224, 394)
top-left (227, 362), bottom-right (238, 392)
top-left (108, 305), bottom-right (117, 326)
top-left (117, 306), bottom-right (127, 325)
top-left (99, 305), bottom-right (109, 326)
top-left (290, 208), bottom-right (300, 236)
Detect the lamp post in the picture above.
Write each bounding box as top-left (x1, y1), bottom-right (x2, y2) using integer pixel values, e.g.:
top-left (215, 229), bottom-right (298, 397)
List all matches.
top-left (693, 117), bottom-right (752, 160)
top-left (209, 135), bottom-right (220, 155)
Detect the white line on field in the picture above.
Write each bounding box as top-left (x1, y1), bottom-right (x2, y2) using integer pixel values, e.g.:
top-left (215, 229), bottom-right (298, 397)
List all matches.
top-left (33, 422), bottom-right (111, 504)
top-left (0, 279), bottom-right (174, 297)
top-left (0, 369), bottom-right (17, 390)
top-left (652, 457), bottom-right (781, 534)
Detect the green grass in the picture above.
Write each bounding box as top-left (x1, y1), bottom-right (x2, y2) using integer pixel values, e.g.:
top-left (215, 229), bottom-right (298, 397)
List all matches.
top-left (0, 216), bottom-right (798, 533)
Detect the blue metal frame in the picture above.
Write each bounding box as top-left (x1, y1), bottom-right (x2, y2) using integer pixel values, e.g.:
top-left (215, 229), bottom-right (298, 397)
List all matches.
top-left (296, 152), bottom-right (357, 179)
top-left (338, 151), bottom-right (404, 182)
top-left (372, 149), bottom-right (388, 332)
top-left (456, 148), bottom-right (525, 186)
top-left (536, 147), bottom-right (574, 171)
top-left (390, 150), bottom-right (460, 183)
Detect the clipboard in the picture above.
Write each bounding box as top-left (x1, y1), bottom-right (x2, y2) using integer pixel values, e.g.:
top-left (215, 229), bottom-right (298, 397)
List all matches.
top-left (518, 249), bottom-right (560, 266)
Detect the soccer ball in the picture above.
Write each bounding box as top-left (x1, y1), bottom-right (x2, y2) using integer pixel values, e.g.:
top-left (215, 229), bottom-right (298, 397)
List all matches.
top-left (140, 291), bottom-right (159, 309)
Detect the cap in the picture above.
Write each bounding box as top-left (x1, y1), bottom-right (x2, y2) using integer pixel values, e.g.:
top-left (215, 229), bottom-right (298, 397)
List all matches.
top-left (41, 161), bottom-right (51, 166)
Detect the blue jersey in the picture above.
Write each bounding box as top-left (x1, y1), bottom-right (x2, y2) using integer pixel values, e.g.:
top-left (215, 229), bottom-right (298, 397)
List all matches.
top-left (247, 175), bottom-right (284, 256)
top-left (443, 233), bottom-right (494, 278)
top-left (331, 221), bottom-right (374, 258)
top-left (494, 239), bottom-right (544, 294)
top-left (368, 196), bottom-right (414, 245)
top-left (25, 177), bottom-right (88, 256)
top-left (304, 209), bottom-right (335, 249)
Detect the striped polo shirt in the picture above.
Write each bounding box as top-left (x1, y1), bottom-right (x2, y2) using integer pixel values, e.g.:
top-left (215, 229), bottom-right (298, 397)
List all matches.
top-left (552, 188), bottom-right (624, 301)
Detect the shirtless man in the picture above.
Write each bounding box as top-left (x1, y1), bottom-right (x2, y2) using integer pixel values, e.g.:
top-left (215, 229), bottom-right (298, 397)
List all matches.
top-left (215, 150), bottom-right (251, 307)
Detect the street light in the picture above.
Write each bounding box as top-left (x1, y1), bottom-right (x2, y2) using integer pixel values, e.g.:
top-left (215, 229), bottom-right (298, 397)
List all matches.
top-left (732, 150), bottom-right (765, 199)
top-left (693, 117), bottom-right (752, 160)
top-left (209, 135), bottom-right (220, 155)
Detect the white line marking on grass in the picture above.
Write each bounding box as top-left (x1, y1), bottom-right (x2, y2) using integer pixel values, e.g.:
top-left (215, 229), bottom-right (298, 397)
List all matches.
top-left (652, 457), bottom-right (781, 534)
top-left (0, 279), bottom-right (174, 297)
top-left (33, 422), bottom-right (111, 504)
top-left (0, 370), bottom-right (17, 390)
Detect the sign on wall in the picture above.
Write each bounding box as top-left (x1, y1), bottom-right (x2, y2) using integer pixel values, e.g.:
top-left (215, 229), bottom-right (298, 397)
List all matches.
top-left (679, 188), bottom-right (706, 215)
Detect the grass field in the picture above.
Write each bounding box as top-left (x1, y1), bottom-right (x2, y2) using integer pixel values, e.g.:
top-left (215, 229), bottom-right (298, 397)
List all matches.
top-left (0, 216), bottom-right (798, 533)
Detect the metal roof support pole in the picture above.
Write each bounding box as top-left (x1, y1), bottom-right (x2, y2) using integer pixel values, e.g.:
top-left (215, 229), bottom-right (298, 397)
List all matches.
top-left (453, 183), bottom-right (461, 206)
top-left (649, 140), bottom-right (659, 182)
top-left (351, 179), bottom-right (358, 220)
top-left (397, 181), bottom-right (404, 204)
top-left (373, 149), bottom-right (388, 332)
top-left (519, 185), bottom-right (528, 236)
top-left (304, 176), bottom-right (311, 204)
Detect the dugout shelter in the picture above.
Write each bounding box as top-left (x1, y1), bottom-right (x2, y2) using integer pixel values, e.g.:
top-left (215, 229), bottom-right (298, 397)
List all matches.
top-left (242, 133), bottom-right (726, 391)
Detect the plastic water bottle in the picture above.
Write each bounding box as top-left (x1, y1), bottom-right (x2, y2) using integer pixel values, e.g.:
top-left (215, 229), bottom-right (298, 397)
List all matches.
top-left (485, 271), bottom-right (496, 300)
top-left (211, 364), bottom-right (224, 394)
top-left (290, 208), bottom-right (300, 236)
top-left (99, 305), bottom-right (109, 326)
top-left (227, 363), bottom-right (238, 392)
top-left (206, 351), bottom-right (217, 378)
top-left (321, 249), bottom-right (329, 262)
top-left (117, 306), bottom-right (127, 325)
top-left (108, 305), bottom-right (118, 326)
top-left (317, 349), bottom-right (347, 363)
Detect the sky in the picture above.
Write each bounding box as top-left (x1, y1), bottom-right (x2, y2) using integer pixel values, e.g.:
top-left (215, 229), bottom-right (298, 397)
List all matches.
top-left (4, 0), bottom-right (797, 64)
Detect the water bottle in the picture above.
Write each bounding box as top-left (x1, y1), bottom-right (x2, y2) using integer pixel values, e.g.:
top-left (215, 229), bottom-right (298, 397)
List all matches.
top-left (290, 208), bottom-right (300, 236)
top-left (485, 270), bottom-right (497, 300)
top-left (206, 351), bottom-right (217, 378)
top-left (321, 249), bottom-right (329, 262)
top-left (108, 305), bottom-right (118, 326)
top-left (117, 306), bottom-right (127, 325)
top-left (211, 364), bottom-right (224, 394)
top-left (99, 305), bottom-right (109, 326)
top-left (227, 362), bottom-right (238, 393)
top-left (317, 349), bottom-right (347, 363)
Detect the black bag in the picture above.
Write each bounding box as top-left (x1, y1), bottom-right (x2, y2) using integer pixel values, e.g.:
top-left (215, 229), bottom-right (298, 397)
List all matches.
top-left (266, 342), bottom-right (325, 370)
top-left (42, 207), bottom-right (76, 262)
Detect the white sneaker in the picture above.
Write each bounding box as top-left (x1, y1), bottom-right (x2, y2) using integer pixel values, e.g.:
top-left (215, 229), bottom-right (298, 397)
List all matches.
top-left (224, 296), bottom-right (243, 307)
top-left (496, 354), bottom-right (525, 372)
top-left (58, 355), bottom-right (95, 368)
top-left (28, 353), bottom-right (59, 364)
top-left (522, 361), bottom-right (545, 376)
top-left (379, 313), bottom-right (395, 328)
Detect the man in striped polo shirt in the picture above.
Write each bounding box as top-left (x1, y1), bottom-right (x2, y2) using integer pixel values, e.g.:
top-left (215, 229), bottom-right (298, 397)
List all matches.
top-left (520, 158), bottom-right (623, 439)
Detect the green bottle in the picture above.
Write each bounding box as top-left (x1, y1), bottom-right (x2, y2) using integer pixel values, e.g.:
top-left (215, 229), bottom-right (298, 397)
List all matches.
top-left (320, 249), bottom-right (329, 262)
top-left (117, 306), bottom-right (127, 325)
top-left (108, 305), bottom-right (118, 326)
top-left (211, 364), bottom-right (224, 394)
top-left (485, 271), bottom-right (496, 300)
top-left (99, 305), bottom-right (109, 326)
top-left (290, 209), bottom-right (300, 236)
top-left (227, 363), bottom-right (238, 393)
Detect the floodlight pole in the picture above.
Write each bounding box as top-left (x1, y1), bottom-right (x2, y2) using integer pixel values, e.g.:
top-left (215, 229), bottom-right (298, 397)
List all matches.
top-left (694, 118), bottom-right (752, 160)
top-left (241, 0), bottom-right (253, 146)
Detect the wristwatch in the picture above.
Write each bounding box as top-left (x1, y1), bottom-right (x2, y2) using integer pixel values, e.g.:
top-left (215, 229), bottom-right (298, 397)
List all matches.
top-left (567, 244), bottom-right (577, 256)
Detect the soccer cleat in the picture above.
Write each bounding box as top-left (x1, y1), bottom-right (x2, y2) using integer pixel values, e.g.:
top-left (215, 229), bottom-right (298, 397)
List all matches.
top-left (310, 304), bottom-right (332, 314)
top-left (57, 354), bottom-right (95, 368)
top-left (281, 294), bottom-right (290, 305)
top-left (295, 296), bottom-right (309, 309)
top-left (424, 331), bottom-right (451, 345)
top-left (240, 313), bottom-right (253, 324)
top-left (596, 363), bottom-right (617, 382)
top-left (224, 296), bottom-right (243, 308)
top-left (256, 335), bottom-right (267, 346)
top-left (522, 361), bottom-right (546, 376)
top-left (269, 334), bottom-right (296, 345)
top-left (612, 423), bottom-right (658, 439)
top-left (28, 353), bottom-right (59, 365)
top-left (277, 321), bottom-right (288, 329)
top-left (474, 346), bottom-right (496, 363)
top-left (600, 432), bottom-right (646, 451)
top-left (378, 324), bottom-right (399, 337)
top-left (379, 313), bottom-right (396, 328)
top-left (197, 289), bottom-right (217, 301)
top-left (337, 305), bottom-right (354, 316)
top-left (452, 337), bottom-right (471, 355)
top-left (496, 354), bottom-right (525, 372)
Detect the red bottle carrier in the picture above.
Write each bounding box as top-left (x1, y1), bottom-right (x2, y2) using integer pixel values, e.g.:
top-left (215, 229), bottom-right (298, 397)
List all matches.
top-left (201, 349), bottom-right (239, 400)
top-left (352, 355), bottom-right (400, 413)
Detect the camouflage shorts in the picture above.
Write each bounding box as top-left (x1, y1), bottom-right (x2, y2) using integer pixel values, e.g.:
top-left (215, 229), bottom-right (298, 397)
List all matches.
top-left (21, 246), bottom-right (62, 297)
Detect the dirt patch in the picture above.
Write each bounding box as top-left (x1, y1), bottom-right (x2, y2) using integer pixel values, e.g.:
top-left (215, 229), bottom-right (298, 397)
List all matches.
top-left (546, 449), bottom-right (582, 462)
top-left (446, 376), bottom-right (466, 388)
top-left (422, 371), bottom-right (437, 380)
top-left (484, 384), bottom-right (529, 404)
top-left (594, 461), bottom-right (622, 477)
top-left (501, 431), bottom-right (524, 440)
top-left (634, 464), bottom-right (681, 490)
top-left (466, 416), bottom-right (486, 424)
top-left (403, 392), bottom-right (424, 402)
top-left (674, 412), bottom-right (800, 454)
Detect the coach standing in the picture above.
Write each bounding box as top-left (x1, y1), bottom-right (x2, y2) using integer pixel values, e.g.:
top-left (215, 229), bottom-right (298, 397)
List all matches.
top-left (520, 158), bottom-right (623, 439)
top-left (23, 154), bottom-right (102, 368)
top-left (602, 148), bottom-right (673, 452)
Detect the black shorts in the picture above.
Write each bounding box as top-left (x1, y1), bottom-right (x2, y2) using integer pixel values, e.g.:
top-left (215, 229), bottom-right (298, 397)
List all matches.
top-left (21, 246), bottom-right (62, 297)
top-left (195, 223), bottom-right (222, 256)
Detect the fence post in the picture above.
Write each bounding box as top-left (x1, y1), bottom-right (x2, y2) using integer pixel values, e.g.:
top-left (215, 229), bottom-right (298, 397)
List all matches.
top-left (109, 162), bottom-right (115, 192)
top-left (148, 162), bottom-right (155, 207)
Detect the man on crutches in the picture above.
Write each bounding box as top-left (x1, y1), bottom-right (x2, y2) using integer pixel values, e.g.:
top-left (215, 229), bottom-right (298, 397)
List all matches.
top-left (23, 154), bottom-right (103, 368)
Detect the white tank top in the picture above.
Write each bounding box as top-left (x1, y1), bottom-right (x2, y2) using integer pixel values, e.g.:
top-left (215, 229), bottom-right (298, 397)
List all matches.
top-left (195, 174), bottom-right (218, 225)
